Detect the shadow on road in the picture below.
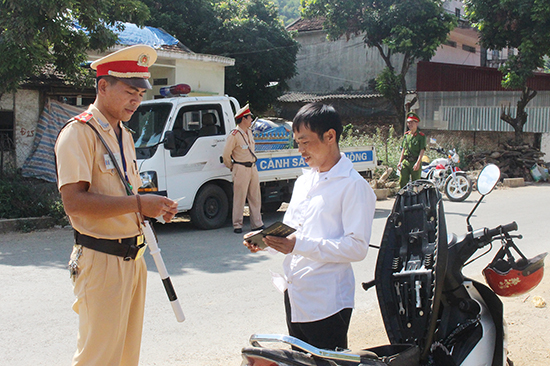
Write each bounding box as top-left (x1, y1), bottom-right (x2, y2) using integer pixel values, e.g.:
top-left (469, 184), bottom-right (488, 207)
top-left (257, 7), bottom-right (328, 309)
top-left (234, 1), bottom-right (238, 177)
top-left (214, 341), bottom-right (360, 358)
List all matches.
top-left (1, 206), bottom-right (394, 277)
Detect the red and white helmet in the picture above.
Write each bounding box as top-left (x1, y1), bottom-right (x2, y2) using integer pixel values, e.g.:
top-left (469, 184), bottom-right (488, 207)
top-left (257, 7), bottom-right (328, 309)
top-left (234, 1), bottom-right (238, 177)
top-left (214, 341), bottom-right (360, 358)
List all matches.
top-left (483, 252), bottom-right (547, 297)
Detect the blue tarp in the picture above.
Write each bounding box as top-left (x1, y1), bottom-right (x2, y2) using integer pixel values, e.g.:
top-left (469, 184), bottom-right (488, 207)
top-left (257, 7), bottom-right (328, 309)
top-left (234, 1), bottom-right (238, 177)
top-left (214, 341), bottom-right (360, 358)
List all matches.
top-left (73, 21), bottom-right (179, 49)
top-left (253, 121), bottom-right (293, 151)
top-left (22, 100), bottom-right (85, 182)
top-left (112, 22), bottom-right (179, 48)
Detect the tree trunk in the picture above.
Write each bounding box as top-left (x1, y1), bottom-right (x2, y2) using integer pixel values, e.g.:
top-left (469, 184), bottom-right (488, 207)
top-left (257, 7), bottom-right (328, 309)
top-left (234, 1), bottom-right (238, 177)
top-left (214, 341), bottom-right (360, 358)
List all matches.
top-left (500, 86), bottom-right (537, 146)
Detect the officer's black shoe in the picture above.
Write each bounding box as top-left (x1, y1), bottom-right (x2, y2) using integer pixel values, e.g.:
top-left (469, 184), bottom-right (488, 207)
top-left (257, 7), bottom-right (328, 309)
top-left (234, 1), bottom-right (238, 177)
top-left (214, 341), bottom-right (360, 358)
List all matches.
top-left (234, 228), bottom-right (243, 233)
top-left (251, 225), bottom-right (265, 231)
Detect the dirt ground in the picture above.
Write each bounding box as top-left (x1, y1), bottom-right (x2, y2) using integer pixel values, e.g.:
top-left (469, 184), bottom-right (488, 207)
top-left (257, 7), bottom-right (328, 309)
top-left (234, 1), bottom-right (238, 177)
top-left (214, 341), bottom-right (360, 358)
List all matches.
top-left (347, 271), bottom-right (550, 365)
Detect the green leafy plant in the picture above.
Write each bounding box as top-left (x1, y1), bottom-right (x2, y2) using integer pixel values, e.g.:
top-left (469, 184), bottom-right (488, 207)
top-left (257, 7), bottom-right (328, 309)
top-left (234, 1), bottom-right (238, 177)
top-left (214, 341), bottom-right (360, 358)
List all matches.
top-left (0, 174), bottom-right (67, 227)
top-left (340, 125), bottom-right (403, 180)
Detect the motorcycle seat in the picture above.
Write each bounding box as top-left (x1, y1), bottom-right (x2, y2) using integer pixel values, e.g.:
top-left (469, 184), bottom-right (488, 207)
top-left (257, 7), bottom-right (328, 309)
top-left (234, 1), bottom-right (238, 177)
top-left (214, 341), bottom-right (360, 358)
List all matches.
top-left (361, 344), bottom-right (420, 366)
top-left (356, 349), bottom-right (378, 359)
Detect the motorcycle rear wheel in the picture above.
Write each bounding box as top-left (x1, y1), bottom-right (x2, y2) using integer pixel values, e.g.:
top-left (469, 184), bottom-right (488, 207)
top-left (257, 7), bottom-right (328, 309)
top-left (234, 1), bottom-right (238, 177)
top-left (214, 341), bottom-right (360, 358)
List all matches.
top-left (444, 172), bottom-right (472, 202)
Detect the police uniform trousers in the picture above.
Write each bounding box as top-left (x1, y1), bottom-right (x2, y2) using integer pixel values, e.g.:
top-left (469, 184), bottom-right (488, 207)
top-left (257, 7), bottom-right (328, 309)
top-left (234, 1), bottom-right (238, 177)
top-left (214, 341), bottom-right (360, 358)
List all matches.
top-left (399, 159), bottom-right (421, 188)
top-left (232, 163), bottom-right (263, 229)
top-left (71, 246), bottom-right (147, 366)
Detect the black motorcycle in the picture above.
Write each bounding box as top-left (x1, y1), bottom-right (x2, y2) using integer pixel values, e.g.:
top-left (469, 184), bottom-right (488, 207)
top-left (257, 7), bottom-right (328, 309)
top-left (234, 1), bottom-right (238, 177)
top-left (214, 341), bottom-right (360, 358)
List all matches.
top-left (241, 164), bottom-right (546, 366)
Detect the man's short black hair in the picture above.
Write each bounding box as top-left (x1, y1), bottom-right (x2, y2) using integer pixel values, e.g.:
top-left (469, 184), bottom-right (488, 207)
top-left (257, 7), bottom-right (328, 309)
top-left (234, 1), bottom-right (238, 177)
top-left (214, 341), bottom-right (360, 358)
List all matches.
top-left (95, 75), bottom-right (118, 92)
top-left (292, 102), bottom-right (343, 143)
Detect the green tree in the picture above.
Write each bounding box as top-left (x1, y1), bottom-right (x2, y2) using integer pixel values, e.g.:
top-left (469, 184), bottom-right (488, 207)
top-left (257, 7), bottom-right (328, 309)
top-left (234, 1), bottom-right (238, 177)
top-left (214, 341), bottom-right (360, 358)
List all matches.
top-left (275, 0), bottom-right (301, 25)
top-left (144, 0), bottom-right (299, 112)
top-left (141, 0), bottom-right (219, 52)
top-left (210, 0), bottom-right (299, 112)
top-left (301, 0), bottom-right (456, 132)
top-left (465, 0), bottom-right (550, 145)
top-left (0, 0), bottom-right (150, 97)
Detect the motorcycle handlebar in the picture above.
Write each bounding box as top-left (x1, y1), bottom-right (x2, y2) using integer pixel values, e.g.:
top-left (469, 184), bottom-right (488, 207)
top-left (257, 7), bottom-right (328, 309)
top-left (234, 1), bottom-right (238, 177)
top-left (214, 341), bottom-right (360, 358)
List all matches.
top-left (485, 222), bottom-right (518, 240)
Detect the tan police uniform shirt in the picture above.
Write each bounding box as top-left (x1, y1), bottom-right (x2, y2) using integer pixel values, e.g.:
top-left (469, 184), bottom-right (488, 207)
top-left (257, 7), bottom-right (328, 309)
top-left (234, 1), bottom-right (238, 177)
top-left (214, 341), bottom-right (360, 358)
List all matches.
top-left (55, 104), bottom-right (142, 239)
top-left (222, 125), bottom-right (256, 170)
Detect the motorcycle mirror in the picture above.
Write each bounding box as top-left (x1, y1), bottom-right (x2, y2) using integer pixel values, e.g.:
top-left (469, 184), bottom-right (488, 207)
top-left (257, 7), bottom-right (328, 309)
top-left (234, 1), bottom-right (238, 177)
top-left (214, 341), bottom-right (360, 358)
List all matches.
top-left (477, 164), bottom-right (500, 196)
top-left (467, 164), bottom-right (501, 232)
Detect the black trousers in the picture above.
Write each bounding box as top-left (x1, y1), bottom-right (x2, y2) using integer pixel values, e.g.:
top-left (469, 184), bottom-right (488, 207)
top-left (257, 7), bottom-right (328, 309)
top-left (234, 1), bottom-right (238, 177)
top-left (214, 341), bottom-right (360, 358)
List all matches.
top-left (284, 290), bottom-right (352, 350)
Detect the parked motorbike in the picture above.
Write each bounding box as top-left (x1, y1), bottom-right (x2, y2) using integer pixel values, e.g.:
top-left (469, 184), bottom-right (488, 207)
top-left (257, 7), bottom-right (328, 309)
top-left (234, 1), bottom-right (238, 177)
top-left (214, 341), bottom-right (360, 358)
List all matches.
top-left (421, 147), bottom-right (472, 202)
top-left (241, 164), bottom-right (546, 366)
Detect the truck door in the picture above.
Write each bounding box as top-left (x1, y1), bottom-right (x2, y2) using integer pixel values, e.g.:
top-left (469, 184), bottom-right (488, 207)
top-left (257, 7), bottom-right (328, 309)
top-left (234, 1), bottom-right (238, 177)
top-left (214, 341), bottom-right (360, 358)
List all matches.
top-left (165, 103), bottom-right (229, 212)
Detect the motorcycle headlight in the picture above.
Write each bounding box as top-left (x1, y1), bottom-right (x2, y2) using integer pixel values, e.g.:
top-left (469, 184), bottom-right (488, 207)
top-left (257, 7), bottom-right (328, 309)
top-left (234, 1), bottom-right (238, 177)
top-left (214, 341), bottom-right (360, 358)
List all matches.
top-left (452, 154), bottom-right (460, 164)
top-left (139, 171), bottom-right (158, 192)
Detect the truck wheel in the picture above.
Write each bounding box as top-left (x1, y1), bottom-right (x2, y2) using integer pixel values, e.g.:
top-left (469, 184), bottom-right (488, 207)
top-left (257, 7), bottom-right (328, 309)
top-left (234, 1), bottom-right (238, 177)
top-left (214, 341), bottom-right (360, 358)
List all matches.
top-left (262, 201), bottom-right (282, 213)
top-left (190, 184), bottom-right (229, 230)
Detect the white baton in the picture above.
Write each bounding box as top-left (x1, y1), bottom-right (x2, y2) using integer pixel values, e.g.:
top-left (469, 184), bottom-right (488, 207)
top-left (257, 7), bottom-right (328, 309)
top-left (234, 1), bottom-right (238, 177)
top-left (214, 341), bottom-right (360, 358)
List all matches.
top-left (142, 219), bottom-right (185, 322)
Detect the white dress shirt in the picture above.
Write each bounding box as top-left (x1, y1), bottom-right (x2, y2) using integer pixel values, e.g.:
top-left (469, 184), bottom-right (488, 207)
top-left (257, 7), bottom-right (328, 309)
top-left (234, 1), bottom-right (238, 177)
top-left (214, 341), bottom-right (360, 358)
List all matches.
top-left (279, 153), bottom-right (376, 322)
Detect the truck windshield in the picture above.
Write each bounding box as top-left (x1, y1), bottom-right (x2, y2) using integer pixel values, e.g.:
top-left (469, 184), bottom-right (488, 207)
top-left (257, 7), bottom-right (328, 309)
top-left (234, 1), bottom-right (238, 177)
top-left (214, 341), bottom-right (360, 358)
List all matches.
top-left (127, 103), bottom-right (172, 159)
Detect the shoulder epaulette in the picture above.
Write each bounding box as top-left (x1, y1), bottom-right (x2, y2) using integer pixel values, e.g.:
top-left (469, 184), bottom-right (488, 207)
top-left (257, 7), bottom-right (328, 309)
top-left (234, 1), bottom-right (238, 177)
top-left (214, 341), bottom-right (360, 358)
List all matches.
top-left (419, 131), bottom-right (425, 136)
top-left (231, 129), bottom-right (238, 136)
top-left (73, 111), bottom-right (93, 124)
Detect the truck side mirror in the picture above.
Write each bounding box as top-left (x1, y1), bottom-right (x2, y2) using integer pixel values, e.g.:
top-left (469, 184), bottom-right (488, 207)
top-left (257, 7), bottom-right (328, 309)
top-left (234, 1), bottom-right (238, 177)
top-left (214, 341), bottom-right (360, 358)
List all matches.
top-left (164, 131), bottom-right (176, 150)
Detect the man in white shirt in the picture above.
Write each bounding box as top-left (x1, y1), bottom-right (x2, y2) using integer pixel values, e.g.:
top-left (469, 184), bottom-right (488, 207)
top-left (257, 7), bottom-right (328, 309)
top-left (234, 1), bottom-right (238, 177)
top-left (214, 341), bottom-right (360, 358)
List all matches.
top-left (245, 102), bottom-right (376, 350)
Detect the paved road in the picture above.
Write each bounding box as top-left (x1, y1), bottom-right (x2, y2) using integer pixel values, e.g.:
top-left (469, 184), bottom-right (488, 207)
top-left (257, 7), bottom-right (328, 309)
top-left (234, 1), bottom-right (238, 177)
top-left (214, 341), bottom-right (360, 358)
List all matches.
top-left (0, 183), bottom-right (548, 365)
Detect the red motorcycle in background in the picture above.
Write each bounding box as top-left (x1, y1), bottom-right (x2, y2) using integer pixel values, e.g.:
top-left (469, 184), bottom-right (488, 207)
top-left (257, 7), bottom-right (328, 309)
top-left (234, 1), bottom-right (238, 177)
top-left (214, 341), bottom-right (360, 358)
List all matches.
top-left (421, 147), bottom-right (472, 202)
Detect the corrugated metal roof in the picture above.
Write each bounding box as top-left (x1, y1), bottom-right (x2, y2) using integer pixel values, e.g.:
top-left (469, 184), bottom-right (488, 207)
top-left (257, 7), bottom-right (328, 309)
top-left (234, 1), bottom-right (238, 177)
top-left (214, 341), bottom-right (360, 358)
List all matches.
top-left (278, 91), bottom-right (383, 103)
top-left (443, 106), bottom-right (550, 132)
top-left (418, 61), bottom-right (550, 92)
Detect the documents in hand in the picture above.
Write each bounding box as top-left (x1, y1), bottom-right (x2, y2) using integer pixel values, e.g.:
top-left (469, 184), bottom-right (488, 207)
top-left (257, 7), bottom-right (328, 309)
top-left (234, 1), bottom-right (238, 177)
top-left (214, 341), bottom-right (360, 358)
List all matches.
top-left (246, 221), bottom-right (296, 249)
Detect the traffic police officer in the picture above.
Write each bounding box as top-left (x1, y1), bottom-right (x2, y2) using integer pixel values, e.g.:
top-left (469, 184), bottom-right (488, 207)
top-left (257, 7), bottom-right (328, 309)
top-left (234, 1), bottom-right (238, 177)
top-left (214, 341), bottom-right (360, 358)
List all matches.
top-left (222, 104), bottom-right (264, 233)
top-left (55, 45), bottom-right (178, 366)
top-left (397, 112), bottom-right (426, 188)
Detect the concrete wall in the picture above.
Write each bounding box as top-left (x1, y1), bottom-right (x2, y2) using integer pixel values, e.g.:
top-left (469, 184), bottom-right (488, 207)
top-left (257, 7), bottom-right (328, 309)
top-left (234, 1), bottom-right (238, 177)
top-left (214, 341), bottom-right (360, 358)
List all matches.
top-left (287, 30), bottom-right (417, 93)
top-left (542, 133), bottom-right (550, 162)
top-left (14, 90), bottom-right (40, 168)
top-left (0, 89), bottom-right (40, 169)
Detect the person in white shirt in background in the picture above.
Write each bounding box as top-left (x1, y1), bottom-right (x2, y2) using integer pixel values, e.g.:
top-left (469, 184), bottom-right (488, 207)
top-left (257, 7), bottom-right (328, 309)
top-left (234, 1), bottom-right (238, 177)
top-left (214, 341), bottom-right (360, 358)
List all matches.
top-left (244, 102), bottom-right (376, 350)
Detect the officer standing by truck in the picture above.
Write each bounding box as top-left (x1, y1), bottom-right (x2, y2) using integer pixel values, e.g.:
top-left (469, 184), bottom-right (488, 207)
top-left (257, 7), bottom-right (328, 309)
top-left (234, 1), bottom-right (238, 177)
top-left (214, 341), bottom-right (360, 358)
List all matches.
top-left (397, 112), bottom-right (426, 188)
top-left (222, 104), bottom-right (264, 233)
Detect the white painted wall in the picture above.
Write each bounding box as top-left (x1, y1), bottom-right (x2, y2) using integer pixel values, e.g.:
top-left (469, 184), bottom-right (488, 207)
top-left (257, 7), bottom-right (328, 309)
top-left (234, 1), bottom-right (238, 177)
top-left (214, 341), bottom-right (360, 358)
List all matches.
top-left (431, 28), bottom-right (481, 67)
top-left (173, 59), bottom-right (226, 96)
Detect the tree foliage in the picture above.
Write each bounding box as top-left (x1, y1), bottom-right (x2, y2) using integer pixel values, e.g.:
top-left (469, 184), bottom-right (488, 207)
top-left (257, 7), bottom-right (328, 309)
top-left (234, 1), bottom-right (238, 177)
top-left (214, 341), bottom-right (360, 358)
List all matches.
top-left (275, 0), bottom-right (301, 25)
top-left (143, 0), bottom-right (299, 113)
top-left (141, 0), bottom-right (218, 52)
top-left (209, 0), bottom-right (299, 112)
top-left (301, 0), bottom-right (455, 131)
top-left (465, 0), bottom-right (550, 144)
top-left (0, 0), bottom-right (150, 96)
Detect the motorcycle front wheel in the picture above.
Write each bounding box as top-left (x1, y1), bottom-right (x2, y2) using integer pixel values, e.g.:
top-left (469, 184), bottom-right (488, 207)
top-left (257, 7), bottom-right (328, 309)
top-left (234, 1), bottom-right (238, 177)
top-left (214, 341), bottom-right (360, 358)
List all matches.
top-left (444, 172), bottom-right (472, 202)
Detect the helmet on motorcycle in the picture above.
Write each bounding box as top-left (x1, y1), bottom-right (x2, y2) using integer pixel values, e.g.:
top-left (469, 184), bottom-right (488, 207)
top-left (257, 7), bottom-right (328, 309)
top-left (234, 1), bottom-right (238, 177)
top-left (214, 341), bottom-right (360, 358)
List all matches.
top-left (483, 252), bottom-right (547, 297)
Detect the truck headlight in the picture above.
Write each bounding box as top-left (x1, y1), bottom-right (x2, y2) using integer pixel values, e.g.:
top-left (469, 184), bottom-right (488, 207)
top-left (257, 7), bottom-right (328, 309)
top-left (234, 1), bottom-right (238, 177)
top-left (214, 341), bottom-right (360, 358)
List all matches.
top-left (139, 171), bottom-right (158, 192)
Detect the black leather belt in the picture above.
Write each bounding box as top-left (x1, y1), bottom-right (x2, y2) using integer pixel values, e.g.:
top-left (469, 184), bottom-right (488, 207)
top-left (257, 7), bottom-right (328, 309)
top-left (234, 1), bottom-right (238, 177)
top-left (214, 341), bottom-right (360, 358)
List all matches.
top-left (233, 161), bottom-right (254, 168)
top-left (74, 231), bottom-right (145, 261)
top-left (404, 155), bottom-right (418, 163)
